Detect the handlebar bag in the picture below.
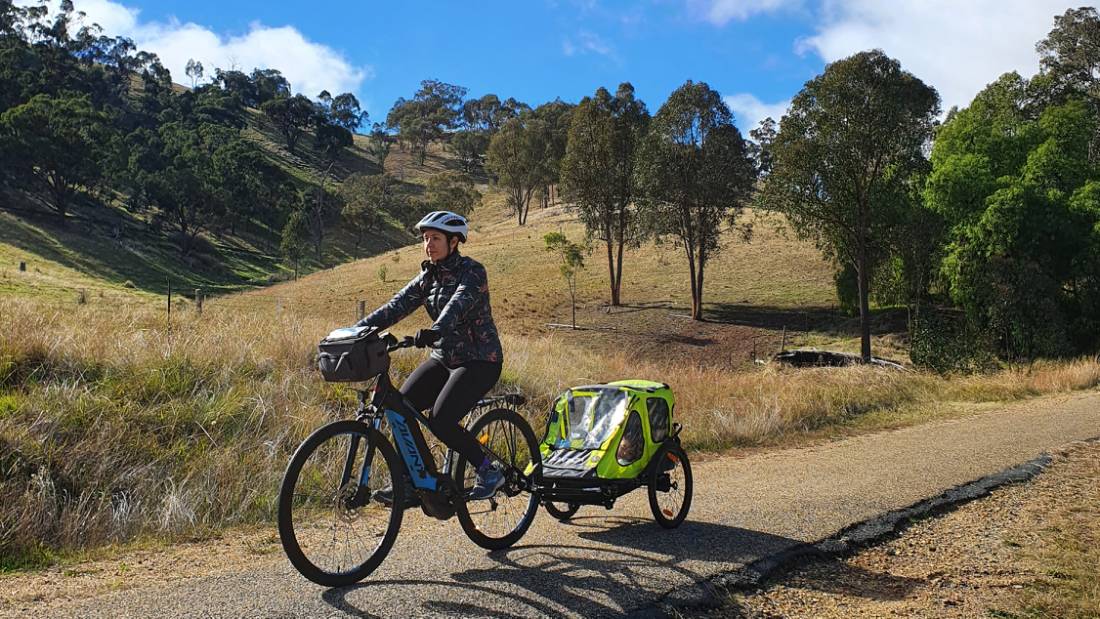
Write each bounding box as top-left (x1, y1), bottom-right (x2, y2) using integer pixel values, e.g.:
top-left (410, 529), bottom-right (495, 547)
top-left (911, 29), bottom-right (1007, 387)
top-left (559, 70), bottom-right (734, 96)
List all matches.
top-left (317, 326), bottom-right (389, 382)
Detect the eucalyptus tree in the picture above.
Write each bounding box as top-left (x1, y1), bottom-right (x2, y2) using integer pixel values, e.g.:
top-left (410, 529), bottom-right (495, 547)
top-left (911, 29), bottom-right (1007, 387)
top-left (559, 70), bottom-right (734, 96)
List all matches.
top-left (759, 50), bottom-right (939, 361)
top-left (544, 232), bottom-right (587, 329)
top-left (485, 115), bottom-right (551, 225)
top-left (329, 93), bottom-right (366, 132)
top-left (561, 83), bottom-right (649, 306)
top-left (386, 79), bottom-right (467, 165)
top-left (532, 98), bottom-right (574, 208)
top-left (636, 80), bottom-right (756, 320)
top-left (185, 58), bottom-right (203, 88)
top-left (261, 94), bottom-right (315, 154)
top-left (0, 93), bottom-right (105, 217)
top-left (425, 171), bottom-right (480, 216)
top-left (341, 173), bottom-right (402, 256)
top-left (1035, 7), bottom-right (1100, 161)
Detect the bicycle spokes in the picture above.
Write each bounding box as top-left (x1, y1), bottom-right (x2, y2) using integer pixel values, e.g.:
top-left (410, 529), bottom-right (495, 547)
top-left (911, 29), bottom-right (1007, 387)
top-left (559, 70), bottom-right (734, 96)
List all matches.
top-left (460, 416), bottom-right (535, 536)
top-left (288, 430), bottom-right (394, 575)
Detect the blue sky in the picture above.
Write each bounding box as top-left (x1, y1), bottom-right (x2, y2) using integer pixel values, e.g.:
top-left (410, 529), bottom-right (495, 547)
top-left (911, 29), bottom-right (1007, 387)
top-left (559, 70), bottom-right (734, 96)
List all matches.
top-left (59, 0), bottom-right (1081, 133)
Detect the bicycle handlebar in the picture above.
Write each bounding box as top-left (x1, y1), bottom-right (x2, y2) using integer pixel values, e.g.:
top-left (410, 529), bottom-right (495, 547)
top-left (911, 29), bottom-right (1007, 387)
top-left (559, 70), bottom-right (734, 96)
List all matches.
top-left (386, 335), bottom-right (416, 352)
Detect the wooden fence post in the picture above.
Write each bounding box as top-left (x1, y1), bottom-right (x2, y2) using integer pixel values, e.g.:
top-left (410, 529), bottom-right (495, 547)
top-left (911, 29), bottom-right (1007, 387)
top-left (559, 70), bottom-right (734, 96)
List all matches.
top-left (195, 288), bottom-right (203, 315)
top-left (166, 278), bottom-right (172, 329)
top-left (19, 261), bottom-right (26, 272)
top-left (358, 300), bottom-right (366, 322)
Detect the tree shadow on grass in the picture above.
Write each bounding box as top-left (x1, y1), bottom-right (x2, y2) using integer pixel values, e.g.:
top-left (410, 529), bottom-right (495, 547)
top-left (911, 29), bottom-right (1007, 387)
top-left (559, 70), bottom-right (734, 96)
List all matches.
top-left (705, 303), bottom-right (854, 334)
top-left (322, 516), bottom-right (924, 618)
top-left (0, 207), bottom-right (192, 293)
top-left (604, 301), bottom-right (856, 336)
top-left (706, 303), bottom-right (908, 338)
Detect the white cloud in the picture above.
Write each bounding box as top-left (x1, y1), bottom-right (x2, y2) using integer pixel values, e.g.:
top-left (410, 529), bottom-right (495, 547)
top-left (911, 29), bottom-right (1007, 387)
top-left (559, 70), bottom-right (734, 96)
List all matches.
top-left (799, 0), bottom-right (1077, 112)
top-left (53, 0), bottom-right (370, 99)
top-left (724, 93), bottom-right (789, 134)
top-left (688, 0), bottom-right (803, 25)
top-left (562, 31), bottom-right (615, 59)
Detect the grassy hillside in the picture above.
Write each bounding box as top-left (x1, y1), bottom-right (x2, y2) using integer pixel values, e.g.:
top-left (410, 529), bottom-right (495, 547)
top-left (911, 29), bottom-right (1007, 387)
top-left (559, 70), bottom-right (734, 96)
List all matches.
top-left (238, 191), bottom-right (876, 369)
top-left (0, 106), bottom-right (428, 301)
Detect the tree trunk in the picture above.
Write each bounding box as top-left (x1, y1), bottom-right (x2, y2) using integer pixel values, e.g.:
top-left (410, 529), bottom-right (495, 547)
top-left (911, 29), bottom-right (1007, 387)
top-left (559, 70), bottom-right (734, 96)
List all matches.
top-left (417, 140), bottom-right (427, 166)
top-left (857, 251), bottom-right (872, 363)
top-left (612, 207), bottom-right (626, 307)
top-left (605, 236), bottom-right (617, 307)
top-left (568, 274), bottom-right (578, 329)
top-left (613, 236), bottom-right (624, 307)
top-left (694, 242), bottom-right (706, 321)
top-left (520, 188), bottom-right (535, 225)
top-left (571, 282), bottom-right (577, 329)
top-left (45, 171), bottom-right (69, 218)
top-left (685, 243), bottom-right (700, 320)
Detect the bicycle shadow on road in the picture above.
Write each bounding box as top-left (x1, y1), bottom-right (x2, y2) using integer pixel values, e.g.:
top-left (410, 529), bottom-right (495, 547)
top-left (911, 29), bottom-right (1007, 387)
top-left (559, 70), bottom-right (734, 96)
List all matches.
top-left (321, 516), bottom-right (923, 618)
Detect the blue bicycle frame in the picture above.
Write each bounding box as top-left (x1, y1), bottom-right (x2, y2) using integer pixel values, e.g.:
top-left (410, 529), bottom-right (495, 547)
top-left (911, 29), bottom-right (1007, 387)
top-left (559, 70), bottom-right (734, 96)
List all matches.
top-left (343, 356), bottom-right (452, 504)
top-left (336, 334), bottom-right (530, 515)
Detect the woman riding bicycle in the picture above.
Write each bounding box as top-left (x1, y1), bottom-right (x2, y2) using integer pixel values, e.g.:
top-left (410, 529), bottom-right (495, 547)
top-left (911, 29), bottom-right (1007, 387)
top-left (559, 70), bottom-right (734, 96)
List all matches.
top-left (355, 210), bottom-right (505, 501)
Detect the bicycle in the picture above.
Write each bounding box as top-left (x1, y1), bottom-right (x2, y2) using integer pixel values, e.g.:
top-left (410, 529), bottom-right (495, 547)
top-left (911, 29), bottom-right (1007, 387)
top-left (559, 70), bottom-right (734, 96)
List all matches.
top-left (277, 332), bottom-right (541, 587)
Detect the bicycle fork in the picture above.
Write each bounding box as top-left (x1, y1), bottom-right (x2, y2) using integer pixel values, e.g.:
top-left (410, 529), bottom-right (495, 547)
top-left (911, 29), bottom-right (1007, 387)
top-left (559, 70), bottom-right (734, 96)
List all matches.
top-left (339, 431), bottom-right (376, 509)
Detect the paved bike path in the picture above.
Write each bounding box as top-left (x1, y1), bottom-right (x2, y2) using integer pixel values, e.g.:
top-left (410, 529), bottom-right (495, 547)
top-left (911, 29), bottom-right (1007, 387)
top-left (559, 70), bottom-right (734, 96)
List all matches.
top-left (11, 390), bottom-right (1100, 618)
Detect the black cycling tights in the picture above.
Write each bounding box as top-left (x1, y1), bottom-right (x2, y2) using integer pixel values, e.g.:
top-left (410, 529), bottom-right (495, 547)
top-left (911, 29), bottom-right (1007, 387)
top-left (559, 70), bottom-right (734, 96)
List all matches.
top-left (400, 358), bottom-right (502, 467)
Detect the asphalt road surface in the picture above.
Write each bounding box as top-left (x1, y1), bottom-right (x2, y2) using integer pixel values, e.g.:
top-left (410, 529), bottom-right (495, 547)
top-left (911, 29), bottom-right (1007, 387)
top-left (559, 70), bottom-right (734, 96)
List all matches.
top-left (10, 390), bottom-right (1100, 618)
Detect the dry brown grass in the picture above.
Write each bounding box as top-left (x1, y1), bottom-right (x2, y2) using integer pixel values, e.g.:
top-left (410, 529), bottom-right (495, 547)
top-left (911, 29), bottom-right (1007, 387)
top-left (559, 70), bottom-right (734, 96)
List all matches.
top-left (3, 293), bottom-right (1099, 568)
top-left (1012, 445), bottom-right (1100, 618)
top-left (241, 205), bottom-right (835, 331)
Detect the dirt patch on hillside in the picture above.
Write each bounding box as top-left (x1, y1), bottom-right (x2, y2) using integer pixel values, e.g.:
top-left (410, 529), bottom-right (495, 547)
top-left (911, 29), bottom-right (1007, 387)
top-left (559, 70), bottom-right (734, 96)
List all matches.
top-left (698, 440), bottom-right (1100, 618)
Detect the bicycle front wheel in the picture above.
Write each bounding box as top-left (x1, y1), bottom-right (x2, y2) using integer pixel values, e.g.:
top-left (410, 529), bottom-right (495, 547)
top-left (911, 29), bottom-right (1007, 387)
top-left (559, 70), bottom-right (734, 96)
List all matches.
top-left (278, 420), bottom-right (404, 586)
top-left (453, 408), bottom-right (540, 550)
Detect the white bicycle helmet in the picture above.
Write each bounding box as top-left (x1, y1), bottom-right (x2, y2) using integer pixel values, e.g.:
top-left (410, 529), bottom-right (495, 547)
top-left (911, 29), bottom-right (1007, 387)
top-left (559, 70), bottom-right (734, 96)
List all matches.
top-left (415, 211), bottom-right (468, 242)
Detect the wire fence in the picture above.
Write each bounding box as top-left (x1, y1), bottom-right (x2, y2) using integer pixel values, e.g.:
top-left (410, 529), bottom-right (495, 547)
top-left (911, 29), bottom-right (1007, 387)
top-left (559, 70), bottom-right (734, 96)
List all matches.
top-left (1, 275), bottom-right (379, 326)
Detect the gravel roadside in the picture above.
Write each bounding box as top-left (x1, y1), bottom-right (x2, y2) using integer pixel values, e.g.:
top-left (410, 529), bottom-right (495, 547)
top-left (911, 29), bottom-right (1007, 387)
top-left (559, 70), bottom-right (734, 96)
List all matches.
top-left (702, 440), bottom-right (1100, 618)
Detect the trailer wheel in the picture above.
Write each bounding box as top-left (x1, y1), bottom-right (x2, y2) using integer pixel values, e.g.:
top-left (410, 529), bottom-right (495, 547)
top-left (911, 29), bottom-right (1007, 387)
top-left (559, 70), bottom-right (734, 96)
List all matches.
top-left (648, 443), bottom-right (692, 529)
top-left (544, 501), bottom-right (580, 521)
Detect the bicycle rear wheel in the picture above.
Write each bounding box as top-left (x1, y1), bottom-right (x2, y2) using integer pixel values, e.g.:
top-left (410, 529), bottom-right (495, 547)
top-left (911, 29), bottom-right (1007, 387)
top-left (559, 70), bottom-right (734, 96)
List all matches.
top-left (453, 408), bottom-right (540, 550)
top-left (278, 420), bottom-right (404, 586)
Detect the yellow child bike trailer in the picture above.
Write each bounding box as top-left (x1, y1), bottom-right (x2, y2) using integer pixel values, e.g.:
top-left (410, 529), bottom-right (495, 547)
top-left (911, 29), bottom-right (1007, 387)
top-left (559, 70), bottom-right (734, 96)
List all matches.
top-left (531, 380), bottom-right (692, 528)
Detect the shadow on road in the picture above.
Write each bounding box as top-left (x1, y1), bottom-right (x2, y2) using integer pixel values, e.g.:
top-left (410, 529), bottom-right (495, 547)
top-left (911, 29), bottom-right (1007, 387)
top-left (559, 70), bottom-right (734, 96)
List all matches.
top-left (319, 515), bottom-right (924, 617)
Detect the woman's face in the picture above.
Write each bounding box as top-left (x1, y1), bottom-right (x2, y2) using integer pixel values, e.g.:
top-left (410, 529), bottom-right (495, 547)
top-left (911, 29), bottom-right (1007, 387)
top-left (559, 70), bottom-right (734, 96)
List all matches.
top-left (423, 229), bottom-right (455, 263)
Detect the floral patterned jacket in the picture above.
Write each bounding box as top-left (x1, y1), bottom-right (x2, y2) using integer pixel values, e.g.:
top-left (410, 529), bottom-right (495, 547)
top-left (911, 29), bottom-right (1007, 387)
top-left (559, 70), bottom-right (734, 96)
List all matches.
top-left (357, 251), bottom-right (503, 367)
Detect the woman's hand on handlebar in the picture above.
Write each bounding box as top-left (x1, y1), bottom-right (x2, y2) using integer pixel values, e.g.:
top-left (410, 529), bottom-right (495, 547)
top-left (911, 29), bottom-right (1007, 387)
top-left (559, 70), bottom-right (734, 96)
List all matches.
top-left (385, 334), bottom-right (414, 352)
top-left (413, 328), bottom-right (440, 348)
top-left (383, 330), bottom-right (438, 352)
